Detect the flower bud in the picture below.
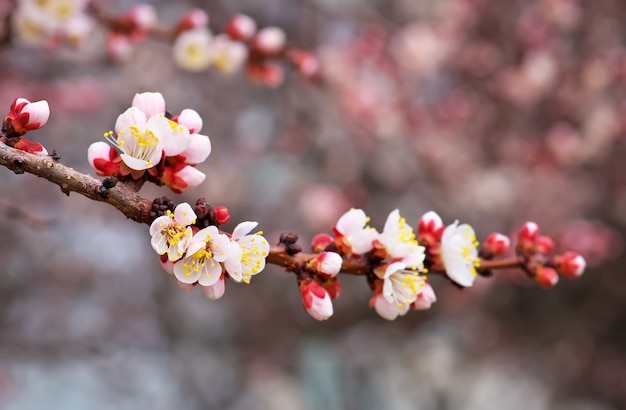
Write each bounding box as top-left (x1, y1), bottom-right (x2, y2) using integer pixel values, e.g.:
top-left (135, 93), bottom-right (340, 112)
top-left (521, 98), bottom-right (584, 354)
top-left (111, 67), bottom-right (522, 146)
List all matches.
top-left (209, 206), bottom-right (230, 225)
top-left (201, 274), bottom-right (226, 300)
top-left (107, 33), bottom-right (134, 61)
top-left (417, 210), bottom-right (444, 244)
top-left (3, 98), bottom-right (50, 137)
top-left (518, 221), bottom-right (539, 249)
top-left (125, 4), bottom-right (158, 32)
top-left (131, 92), bottom-right (165, 118)
top-left (555, 251), bottom-right (586, 279)
top-left (483, 232), bottom-right (511, 256)
top-left (309, 251), bottom-right (343, 278)
top-left (175, 108), bottom-right (203, 133)
top-left (247, 62), bottom-right (284, 87)
top-left (535, 266), bottom-right (559, 288)
top-left (253, 27), bottom-right (286, 55)
top-left (177, 279), bottom-right (195, 292)
top-left (535, 235), bottom-right (554, 254)
top-left (411, 282), bottom-right (437, 310)
top-left (311, 233), bottom-right (333, 253)
top-left (288, 50), bottom-right (319, 77)
top-left (162, 163), bottom-right (206, 193)
top-left (175, 9), bottom-right (209, 33)
top-left (13, 138), bottom-right (48, 156)
top-left (88, 141), bottom-right (121, 176)
top-left (225, 14), bottom-right (257, 41)
top-left (300, 279), bottom-right (333, 321)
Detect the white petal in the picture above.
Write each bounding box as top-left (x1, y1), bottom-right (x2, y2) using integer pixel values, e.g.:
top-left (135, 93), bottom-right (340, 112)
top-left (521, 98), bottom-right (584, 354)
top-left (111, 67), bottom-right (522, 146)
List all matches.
top-left (374, 296), bottom-right (399, 321)
top-left (151, 232), bottom-right (168, 255)
top-left (210, 234), bottom-right (232, 262)
top-left (174, 202), bottom-right (196, 226)
top-left (350, 228), bottom-right (378, 254)
top-left (232, 221), bottom-right (258, 241)
top-left (174, 257), bottom-right (201, 284)
top-left (174, 166), bottom-right (206, 190)
top-left (198, 260), bottom-right (223, 286)
top-left (149, 215), bottom-right (172, 235)
top-left (115, 107), bottom-right (147, 134)
top-left (201, 277), bottom-right (226, 300)
top-left (179, 133), bottom-right (211, 164)
top-left (177, 108), bottom-right (203, 133)
top-left (119, 153), bottom-right (153, 170)
top-left (335, 209), bottom-right (366, 235)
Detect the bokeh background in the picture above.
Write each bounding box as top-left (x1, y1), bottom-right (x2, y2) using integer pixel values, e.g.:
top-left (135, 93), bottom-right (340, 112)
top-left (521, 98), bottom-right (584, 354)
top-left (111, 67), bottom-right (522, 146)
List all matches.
top-left (1, 0), bottom-right (626, 409)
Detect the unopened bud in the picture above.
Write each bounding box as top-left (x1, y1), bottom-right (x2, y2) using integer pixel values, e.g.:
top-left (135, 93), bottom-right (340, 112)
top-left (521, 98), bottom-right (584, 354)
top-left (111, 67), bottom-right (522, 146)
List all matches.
top-left (253, 27), bottom-right (286, 55)
top-left (417, 210), bottom-right (444, 244)
top-left (484, 232), bottom-right (511, 255)
top-left (535, 235), bottom-right (554, 254)
top-left (299, 278), bottom-right (333, 321)
top-left (175, 8), bottom-right (209, 33)
top-left (518, 221), bottom-right (539, 249)
top-left (125, 4), bottom-right (157, 31)
top-left (535, 266), bottom-right (559, 288)
top-left (311, 233), bottom-right (333, 252)
top-left (209, 206), bottom-right (230, 225)
top-left (555, 251), bottom-right (586, 279)
top-left (3, 98), bottom-right (50, 137)
top-left (247, 62), bottom-right (284, 88)
top-left (225, 14), bottom-right (257, 41)
top-left (321, 277), bottom-right (342, 300)
top-left (309, 251), bottom-right (343, 278)
top-left (288, 50), bottom-right (319, 77)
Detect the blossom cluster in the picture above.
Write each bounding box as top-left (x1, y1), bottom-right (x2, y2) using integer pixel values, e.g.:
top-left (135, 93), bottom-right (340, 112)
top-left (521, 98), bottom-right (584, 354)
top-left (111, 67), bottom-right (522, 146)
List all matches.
top-left (88, 92), bottom-right (211, 193)
top-left (149, 202), bottom-right (270, 299)
top-left (172, 12), bottom-right (317, 86)
top-left (1, 98), bottom-right (50, 155)
top-left (11, 0), bottom-right (92, 48)
top-left (299, 208), bottom-right (481, 321)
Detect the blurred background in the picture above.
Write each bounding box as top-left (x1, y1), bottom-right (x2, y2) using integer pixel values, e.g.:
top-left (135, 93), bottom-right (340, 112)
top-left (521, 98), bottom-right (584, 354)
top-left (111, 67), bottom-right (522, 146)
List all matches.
top-left (1, 0), bottom-right (625, 409)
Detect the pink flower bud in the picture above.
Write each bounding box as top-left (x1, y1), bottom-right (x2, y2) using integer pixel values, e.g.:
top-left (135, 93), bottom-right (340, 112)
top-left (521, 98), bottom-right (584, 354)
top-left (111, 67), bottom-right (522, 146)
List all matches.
top-left (417, 210), bottom-right (444, 244)
top-left (247, 62), bottom-right (284, 88)
top-left (225, 14), bottom-right (257, 41)
top-left (210, 206), bottom-right (230, 225)
top-left (175, 8), bottom-right (209, 33)
top-left (200, 274), bottom-right (226, 300)
top-left (484, 232), bottom-right (511, 255)
top-left (253, 27), bottom-right (286, 55)
top-left (13, 138), bottom-right (48, 156)
top-left (126, 4), bottom-right (158, 31)
top-left (518, 221), bottom-right (539, 249)
top-left (311, 233), bottom-right (333, 253)
top-left (288, 50), bottom-right (319, 77)
top-left (131, 92), bottom-right (165, 118)
top-left (535, 266), bottom-right (559, 288)
top-left (535, 235), bottom-right (554, 254)
top-left (411, 282), bottom-right (437, 310)
top-left (177, 279), bottom-right (195, 292)
top-left (556, 251), bottom-right (586, 279)
top-left (300, 279), bottom-right (333, 321)
top-left (310, 252), bottom-right (343, 278)
top-left (107, 33), bottom-right (134, 61)
top-left (88, 141), bottom-right (121, 176)
top-left (4, 98), bottom-right (50, 136)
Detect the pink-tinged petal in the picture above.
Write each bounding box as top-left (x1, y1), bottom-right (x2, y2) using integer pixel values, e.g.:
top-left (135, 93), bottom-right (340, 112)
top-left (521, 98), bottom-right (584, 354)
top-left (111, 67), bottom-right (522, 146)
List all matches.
top-left (88, 142), bottom-right (111, 169)
top-left (167, 239), bottom-right (188, 262)
top-left (151, 232), bottom-right (168, 255)
top-left (412, 284), bottom-right (437, 310)
top-left (173, 165), bottom-right (206, 191)
top-left (161, 258), bottom-right (174, 274)
top-left (232, 221), bottom-right (258, 241)
top-left (186, 235), bottom-right (208, 257)
top-left (335, 209), bottom-right (366, 236)
top-left (382, 209), bottom-right (400, 237)
top-left (177, 108), bottom-right (203, 133)
top-left (132, 92), bottom-right (165, 118)
top-left (149, 215), bottom-right (172, 235)
top-left (162, 125), bottom-right (192, 157)
top-left (201, 276), bottom-right (226, 300)
top-left (174, 202), bottom-right (196, 226)
top-left (373, 295), bottom-right (399, 321)
top-left (177, 280), bottom-right (195, 292)
top-left (119, 153), bottom-right (154, 171)
top-left (198, 260), bottom-right (223, 286)
top-left (115, 107), bottom-right (147, 134)
top-left (179, 133), bottom-right (211, 164)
